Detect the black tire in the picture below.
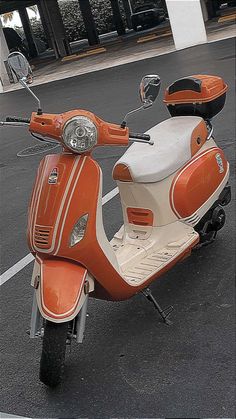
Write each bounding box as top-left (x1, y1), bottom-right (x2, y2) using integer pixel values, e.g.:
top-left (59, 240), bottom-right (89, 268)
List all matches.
top-left (39, 320), bottom-right (69, 387)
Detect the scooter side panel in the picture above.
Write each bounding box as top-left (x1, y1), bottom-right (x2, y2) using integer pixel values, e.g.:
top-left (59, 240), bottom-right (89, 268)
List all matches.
top-left (36, 257), bottom-right (87, 321)
top-left (170, 147), bottom-right (228, 218)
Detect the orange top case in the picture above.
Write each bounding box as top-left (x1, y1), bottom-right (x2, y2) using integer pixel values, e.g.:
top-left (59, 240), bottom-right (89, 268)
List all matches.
top-left (164, 74), bottom-right (227, 105)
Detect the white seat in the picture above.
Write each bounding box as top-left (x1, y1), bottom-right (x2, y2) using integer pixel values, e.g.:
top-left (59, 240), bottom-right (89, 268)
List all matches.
top-left (114, 116), bottom-right (206, 183)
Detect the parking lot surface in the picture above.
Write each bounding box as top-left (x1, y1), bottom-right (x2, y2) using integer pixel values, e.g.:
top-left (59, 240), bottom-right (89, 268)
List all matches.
top-left (0, 38), bottom-right (235, 418)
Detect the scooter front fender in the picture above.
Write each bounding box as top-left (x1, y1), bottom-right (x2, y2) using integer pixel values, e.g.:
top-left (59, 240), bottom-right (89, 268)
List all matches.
top-left (32, 257), bottom-right (93, 322)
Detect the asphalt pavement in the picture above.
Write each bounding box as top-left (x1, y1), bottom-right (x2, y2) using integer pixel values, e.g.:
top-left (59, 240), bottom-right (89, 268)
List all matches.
top-left (0, 38), bottom-right (235, 418)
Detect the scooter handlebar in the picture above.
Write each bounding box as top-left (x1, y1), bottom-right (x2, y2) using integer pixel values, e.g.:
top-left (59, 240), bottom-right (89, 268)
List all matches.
top-left (6, 116), bottom-right (30, 124)
top-left (129, 132), bottom-right (151, 141)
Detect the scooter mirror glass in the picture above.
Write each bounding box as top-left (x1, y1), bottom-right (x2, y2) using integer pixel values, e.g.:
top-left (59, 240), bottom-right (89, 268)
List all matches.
top-left (140, 74), bottom-right (161, 106)
top-left (7, 51), bottom-right (30, 80)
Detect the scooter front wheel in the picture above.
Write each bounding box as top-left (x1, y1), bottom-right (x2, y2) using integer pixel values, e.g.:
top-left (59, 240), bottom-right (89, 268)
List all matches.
top-left (39, 320), bottom-right (69, 387)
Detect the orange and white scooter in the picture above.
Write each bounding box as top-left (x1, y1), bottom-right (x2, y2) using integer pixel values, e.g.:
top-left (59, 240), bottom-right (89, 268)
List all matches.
top-left (3, 53), bottom-right (231, 387)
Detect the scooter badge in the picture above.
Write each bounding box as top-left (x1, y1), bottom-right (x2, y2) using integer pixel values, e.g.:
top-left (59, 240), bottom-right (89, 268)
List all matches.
top-left (215, 153), bottom-right (224, 174)
top-left (48, 167), bottom-right (58, 184)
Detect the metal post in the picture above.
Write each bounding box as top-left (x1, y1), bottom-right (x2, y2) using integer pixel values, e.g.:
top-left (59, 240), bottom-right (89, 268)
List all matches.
top-left (127, 0), bottom-right (133, 13)
top-left (110, 0), bottom-right (126, 36)
top-left (121, 0), bottom-right (132, 28)
top-left (37, 1), bottom-right (53, 48)
top-left (40, 0), bottom-right (71, 58)
top-left (78, 0), bottom-right (100, 46)
top-left (39, 0), bottom-right (59, 58)
top-left (18, 7), bottom-right (38, 58)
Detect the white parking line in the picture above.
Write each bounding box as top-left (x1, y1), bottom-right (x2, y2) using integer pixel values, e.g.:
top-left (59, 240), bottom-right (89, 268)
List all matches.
top-left (0, 413), bottom-right (32, 419)
top-left (102, 186), bottom-right (118, 205)
top-left (0, 186), bottom-right (119, 287)
top-left (0, 254), bottom-right (35, 287)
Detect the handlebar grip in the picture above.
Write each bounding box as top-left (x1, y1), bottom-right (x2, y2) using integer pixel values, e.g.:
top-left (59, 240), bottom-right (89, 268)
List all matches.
top-left (129, 132), bottom-right (151, 141)
top-left (6, 116), bottom-right (30, 124)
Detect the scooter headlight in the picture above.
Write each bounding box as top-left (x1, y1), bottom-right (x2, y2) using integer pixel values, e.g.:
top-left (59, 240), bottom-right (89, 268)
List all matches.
top-left (63, 116), bottom-right (98, 153)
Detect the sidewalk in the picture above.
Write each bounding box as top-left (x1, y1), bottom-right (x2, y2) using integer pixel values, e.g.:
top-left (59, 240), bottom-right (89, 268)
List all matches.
top-left (2, 18), bottom-right (235, 93)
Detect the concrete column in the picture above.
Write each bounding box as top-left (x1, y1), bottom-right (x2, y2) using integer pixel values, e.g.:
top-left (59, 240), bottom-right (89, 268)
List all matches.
top-left (37, 1), bottom-right (53, 48)
top-left (0, 20), bottom-right (10, 91)
top-left (110, 0), bottom-right (126, 35)
top-left (160, 0), bottom-right (168, 14)
top-left (41, 0), bottom-right (71, 58)
top-left (78, 0), bottom-right (100, 46)
top-left (39, 0), bottom-right (56, 53)
top-left (200, 0), bottom-right (209, 21)
top-left (121, 0), bottom-right (132, 29)
top-left (18, 7), bottom-right (38, 58)
top-left (165, 0), bottom-right (207, 50)
top-left (205, 0), bottom-right (218, 19)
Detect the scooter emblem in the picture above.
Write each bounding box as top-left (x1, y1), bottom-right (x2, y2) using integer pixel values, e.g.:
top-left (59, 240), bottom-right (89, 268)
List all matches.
top-left (215, 153), bottom-right (224, 174)
top-left (48, 167), bottom-right (58, 184)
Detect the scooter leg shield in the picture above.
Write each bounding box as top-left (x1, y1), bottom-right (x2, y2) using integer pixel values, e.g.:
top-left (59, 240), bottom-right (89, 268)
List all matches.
top-left (35, 258), bottom-right (89, 322)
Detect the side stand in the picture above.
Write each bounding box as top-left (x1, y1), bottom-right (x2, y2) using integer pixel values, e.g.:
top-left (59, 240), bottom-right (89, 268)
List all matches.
top-left (142, 288), bottom-right (174, 325)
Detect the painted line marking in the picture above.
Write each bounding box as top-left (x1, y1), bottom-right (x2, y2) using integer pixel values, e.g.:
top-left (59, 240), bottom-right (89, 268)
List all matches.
top-left (0, 186), bottom-right (119, 287)
top-left (61, 47), bottom-right (107, 62)
top-left (0, 254), bottom-right (35, 286)
top-left (137, 30), bottom-right (172, 44)
top-left (102, 186), bottom-right (118, 205)
top-left (0, 413), bottom-right (32, 418)
top-left (218, 13), bottom-right (236, 23)
top-left (137, 34), bottom-right (158, 43)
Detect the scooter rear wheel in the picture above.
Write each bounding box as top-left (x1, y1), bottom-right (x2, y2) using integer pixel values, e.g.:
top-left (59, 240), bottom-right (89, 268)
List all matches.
top-left (39, 320), bottom-right (68, 387)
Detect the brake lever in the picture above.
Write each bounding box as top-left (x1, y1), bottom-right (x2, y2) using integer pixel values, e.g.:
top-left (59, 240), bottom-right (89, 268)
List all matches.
top-left (130, 138), bottom-right (154, 145)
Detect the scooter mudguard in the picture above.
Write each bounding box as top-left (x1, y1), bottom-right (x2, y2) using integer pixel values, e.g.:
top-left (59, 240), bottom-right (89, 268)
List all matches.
top-left (34, 258), bottom-right (88, 322)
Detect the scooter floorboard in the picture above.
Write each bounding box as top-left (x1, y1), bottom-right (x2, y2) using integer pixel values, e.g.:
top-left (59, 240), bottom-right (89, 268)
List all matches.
top-left (115, 225), bottom-right (199, 286)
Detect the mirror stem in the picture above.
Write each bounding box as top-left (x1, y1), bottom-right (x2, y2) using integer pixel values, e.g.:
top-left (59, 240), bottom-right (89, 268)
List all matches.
top-left (20, 78), bottom-right (43, 115)
top-left (121, 105), bottom-right (144, 128)
top-left (121, 103), bottom-right (152, 128)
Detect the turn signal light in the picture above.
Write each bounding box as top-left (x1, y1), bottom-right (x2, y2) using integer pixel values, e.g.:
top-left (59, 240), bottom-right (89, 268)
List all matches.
top-left (70, 214), bottom-right (88, 247)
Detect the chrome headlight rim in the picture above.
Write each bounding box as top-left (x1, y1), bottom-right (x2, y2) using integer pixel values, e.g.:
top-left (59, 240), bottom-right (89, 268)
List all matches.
top-left (62, 115), bottom-right (98, 153)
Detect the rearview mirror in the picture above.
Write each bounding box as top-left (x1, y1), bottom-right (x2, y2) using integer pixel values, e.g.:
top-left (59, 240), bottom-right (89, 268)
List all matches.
top-left (7, 51), bottom-right (30, 80)
top-left (121, 74), bottom-right (161, 128)
top-left (139, 74), bottom-right (161, 107)
top-left (7, 51), bottom-right (42, 114)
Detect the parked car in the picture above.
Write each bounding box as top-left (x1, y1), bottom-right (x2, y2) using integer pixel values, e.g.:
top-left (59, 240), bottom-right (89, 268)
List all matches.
top-left (217, 0), bottom-right (236, 7)
top-left (225, 0), bottom-right (236, 6)
top-left (23, 37), bottom-right (47, 54)
top-left (131, 3), bottom-right (166, 31)
top-left (3, 27), bottom-right (47, 58)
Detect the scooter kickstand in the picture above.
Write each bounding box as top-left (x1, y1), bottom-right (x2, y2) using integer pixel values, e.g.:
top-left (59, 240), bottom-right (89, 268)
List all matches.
top-left (142, 288), bottom-right (173, 325)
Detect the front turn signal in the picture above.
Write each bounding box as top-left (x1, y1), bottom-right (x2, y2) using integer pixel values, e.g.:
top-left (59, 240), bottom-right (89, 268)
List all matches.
top-left (70, 214), bottom-right (88, 247)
